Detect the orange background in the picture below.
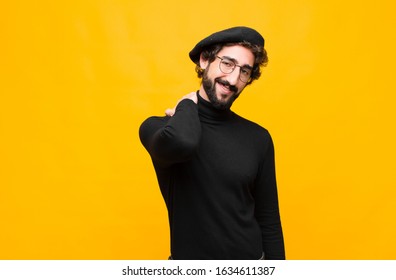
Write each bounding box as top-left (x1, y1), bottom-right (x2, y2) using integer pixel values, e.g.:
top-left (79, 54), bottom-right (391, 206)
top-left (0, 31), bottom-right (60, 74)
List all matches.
top-left (1, 0), bottom-right (395, 259)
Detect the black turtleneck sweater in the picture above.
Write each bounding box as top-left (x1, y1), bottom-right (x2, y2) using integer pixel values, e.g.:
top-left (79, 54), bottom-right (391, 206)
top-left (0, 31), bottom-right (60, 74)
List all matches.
top-left (139, 92), bottom-right (285, 260)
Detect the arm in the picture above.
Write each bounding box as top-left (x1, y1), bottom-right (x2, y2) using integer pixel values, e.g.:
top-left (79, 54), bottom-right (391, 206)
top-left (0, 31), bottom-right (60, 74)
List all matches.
top-left (254, 133), bottom-right (286, 260)
top-left (139, 92), bottom-right (201, 166)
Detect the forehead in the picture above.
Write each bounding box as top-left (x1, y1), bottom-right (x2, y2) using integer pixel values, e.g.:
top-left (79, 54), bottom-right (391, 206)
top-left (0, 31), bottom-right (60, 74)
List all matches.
top-left (217, 45), bottom-right (255, 66)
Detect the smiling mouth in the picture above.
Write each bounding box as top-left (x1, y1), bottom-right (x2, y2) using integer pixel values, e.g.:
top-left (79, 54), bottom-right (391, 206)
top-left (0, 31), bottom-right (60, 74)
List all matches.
top-left (217, 82), bottom-right (232, 94)
top-left (215, 79), bottom-right (238, 94)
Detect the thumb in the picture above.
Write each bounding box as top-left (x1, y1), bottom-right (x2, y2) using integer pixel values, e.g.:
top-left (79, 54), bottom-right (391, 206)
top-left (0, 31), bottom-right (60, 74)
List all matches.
top-left (165, 108), bottom-right (175, 117)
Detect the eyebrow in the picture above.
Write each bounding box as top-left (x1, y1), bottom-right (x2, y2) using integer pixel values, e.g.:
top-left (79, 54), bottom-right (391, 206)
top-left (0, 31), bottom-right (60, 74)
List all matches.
top-left (221, 55), bottom-right (253, 69)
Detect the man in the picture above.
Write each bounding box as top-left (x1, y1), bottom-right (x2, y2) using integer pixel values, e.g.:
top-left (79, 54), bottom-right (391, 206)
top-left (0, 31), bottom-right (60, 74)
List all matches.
top-left (139, 26), bottom-right (285, 260)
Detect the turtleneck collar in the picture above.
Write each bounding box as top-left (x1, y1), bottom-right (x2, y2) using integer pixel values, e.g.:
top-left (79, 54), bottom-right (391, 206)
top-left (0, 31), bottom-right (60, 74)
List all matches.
top-left (197, 91), bottom-right (234, 122)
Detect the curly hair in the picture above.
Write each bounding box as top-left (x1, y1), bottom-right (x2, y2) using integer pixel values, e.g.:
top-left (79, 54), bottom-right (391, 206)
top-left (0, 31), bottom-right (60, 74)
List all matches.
top-left (195, 41), bottom-right (268, 85)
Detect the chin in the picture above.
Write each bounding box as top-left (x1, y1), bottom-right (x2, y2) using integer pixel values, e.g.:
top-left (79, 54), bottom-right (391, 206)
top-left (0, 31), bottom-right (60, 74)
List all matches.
top-left (217, 94), bottom-right (231, 102)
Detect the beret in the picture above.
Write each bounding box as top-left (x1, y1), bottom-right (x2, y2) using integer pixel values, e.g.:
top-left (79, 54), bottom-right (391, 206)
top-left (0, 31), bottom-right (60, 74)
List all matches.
top-left (189, 26), bottom-right (265, 63)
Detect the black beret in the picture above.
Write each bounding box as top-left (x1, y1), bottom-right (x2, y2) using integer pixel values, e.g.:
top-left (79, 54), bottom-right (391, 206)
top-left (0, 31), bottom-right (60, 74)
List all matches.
top-left (189, 26), bottom-right (265, 64)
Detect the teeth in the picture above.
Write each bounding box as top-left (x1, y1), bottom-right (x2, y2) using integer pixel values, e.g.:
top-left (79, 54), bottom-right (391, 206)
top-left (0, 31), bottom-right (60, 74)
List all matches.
top-left (218, 82), bottom-right (228, 89)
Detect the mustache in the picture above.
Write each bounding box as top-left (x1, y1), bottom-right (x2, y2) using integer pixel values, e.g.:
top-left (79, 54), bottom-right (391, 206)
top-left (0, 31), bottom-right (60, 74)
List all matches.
top-left (215, 78), bottom-right (238, 94)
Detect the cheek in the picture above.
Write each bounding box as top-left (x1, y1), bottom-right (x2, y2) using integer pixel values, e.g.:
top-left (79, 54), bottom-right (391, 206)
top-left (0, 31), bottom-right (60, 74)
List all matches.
top-left (207, 63), bottom-right (223, 77)
top-left (236, 83), bottom-right (247, 94)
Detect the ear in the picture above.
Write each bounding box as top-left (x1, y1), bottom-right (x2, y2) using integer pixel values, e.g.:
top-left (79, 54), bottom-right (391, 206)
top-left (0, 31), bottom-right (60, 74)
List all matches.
top-left (199, 53), bottom-right (209, 70)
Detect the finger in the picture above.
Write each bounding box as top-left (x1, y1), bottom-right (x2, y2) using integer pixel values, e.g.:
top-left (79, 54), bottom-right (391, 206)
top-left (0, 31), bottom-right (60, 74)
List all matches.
top-left (165, 108), bottom-right (175, 117)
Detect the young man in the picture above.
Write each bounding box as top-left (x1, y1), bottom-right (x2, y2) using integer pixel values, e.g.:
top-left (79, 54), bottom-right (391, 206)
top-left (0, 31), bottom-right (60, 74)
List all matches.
top-left (139, 26), bottom-right (285, 260)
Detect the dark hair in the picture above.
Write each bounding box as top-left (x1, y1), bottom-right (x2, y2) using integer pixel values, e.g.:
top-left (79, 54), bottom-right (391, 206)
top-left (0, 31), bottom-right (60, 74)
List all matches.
top-left (195, 41), bottom-right (268, 85)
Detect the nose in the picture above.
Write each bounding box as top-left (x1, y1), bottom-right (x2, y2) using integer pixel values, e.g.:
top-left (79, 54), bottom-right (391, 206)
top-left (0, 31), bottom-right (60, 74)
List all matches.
top-left (226, 67), bottom-right (241, 86)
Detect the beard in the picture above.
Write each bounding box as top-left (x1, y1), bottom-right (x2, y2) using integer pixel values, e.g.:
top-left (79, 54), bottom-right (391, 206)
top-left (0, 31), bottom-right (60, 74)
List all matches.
top-left (202, 69), bottom-right (241, 110)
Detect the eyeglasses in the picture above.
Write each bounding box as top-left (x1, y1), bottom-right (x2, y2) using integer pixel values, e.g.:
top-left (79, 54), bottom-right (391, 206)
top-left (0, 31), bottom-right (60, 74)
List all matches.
top-left (216, 56), bottom-right (253, 83)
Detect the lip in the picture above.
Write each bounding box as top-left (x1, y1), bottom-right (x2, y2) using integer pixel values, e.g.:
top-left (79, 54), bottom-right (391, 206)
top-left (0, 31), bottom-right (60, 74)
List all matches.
top-left (216, 81), bottom-right (233, 95)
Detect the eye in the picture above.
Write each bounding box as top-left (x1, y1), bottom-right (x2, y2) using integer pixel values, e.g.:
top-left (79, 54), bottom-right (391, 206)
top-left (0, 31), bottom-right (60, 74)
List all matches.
top-left (221, 59), bottom-right (234, 68)
top-left (240, 67), bottom-right (252, 76)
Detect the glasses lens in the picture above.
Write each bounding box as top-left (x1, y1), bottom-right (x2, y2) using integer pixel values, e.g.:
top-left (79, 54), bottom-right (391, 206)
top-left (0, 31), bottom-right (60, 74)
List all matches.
top-left (219, 58), bottom-right (234, 74)
top-left (239, 67), bottom-right (252, 83)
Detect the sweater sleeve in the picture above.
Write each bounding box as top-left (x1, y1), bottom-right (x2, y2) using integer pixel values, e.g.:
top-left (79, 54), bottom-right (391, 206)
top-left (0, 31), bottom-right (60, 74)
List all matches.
top-left (253, 133), bottom-right (286, 260)
top-left (139, 99), bottom-right (201, 167)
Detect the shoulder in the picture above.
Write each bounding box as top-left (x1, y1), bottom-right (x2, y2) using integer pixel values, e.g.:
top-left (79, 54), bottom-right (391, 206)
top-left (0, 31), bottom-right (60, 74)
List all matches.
top-left (232, 113), bottom-right (271, 139)
top-left (231, 113), bottom-right (275, 154)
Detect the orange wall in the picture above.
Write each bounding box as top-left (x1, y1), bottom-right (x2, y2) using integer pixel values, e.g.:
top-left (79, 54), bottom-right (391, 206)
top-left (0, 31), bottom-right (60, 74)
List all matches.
top-left (1, 0), bottom-right (396, 259)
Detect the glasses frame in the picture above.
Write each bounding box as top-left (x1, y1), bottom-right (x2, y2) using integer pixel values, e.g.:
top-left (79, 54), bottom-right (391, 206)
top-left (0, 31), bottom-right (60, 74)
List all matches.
top-left (216, 56), bottom-right (253, 83)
